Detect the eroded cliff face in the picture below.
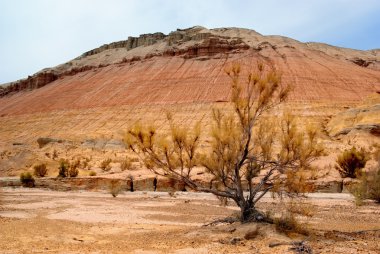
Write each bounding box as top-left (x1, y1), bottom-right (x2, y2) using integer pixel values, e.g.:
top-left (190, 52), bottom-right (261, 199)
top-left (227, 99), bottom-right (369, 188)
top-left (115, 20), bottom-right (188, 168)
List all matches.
top-left (1, 26), bottom-right (379, 102)
top-left (0, 26), bottom-right (250, 97)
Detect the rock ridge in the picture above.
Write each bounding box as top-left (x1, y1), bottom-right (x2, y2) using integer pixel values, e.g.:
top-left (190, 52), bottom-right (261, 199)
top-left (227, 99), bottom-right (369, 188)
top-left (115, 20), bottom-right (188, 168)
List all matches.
top-left (0, 26), bottom-right (251, 97)
top-left (1, 26), bottom-right (379, 101)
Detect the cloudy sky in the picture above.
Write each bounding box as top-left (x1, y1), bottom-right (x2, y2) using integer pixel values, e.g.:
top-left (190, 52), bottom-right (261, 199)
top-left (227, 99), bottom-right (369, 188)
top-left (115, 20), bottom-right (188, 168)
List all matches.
top-left (0, 0), bottom-right (379, 84)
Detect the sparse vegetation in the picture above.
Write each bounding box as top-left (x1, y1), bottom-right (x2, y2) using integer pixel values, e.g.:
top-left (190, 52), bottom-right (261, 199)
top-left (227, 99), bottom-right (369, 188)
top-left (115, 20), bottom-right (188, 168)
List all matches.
top-left (20, 172), bottom-right (35, 187)
top-left (68, 159), bottom-right (80, 177)
top-left (336, 146), bottom-right (368, 178)
top-left (109, 180), bottom-right (122, 197)
top-left (367, 170), bottom-right (380, 203)
top-left (89, 171), bottom-right (96, 176)
top-left (33, 163), bottom-right (48, 177)
top-left (274, 212), bottom-right (309, 236)
top-left (82, 157), bottom-right (90, 169)
top-left (100, 158), bottom-right (112, 171)
top-left (351, 168), bottom-right (380, 205)
top-left (68, 166), bottom-right (79, 177)
top-left (125, 63), bottom-right (322, 222)
top-left (120, 157), bottom-right (133, 171)
top-left (58, 159), bottom-right (69, 177)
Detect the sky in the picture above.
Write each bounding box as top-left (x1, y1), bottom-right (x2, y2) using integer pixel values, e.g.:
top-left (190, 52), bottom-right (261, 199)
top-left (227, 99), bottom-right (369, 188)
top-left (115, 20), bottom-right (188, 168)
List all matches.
top-left (0, 0), bottom-right (379, 84)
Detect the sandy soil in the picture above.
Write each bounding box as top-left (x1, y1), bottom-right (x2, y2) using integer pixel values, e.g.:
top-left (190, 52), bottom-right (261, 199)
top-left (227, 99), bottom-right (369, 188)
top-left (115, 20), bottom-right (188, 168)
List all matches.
top-left (0, 188), bottom-right (379, 253)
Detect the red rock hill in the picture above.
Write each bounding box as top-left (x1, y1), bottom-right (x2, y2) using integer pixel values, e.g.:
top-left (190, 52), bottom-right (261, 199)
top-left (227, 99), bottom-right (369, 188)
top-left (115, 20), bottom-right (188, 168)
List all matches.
top-left (0, 26), bottom-right (379, 115)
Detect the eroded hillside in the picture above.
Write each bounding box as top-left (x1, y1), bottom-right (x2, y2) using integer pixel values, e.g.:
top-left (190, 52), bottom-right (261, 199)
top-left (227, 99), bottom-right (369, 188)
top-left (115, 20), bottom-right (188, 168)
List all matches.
top-left (0, 26), bottom-right (379, 188)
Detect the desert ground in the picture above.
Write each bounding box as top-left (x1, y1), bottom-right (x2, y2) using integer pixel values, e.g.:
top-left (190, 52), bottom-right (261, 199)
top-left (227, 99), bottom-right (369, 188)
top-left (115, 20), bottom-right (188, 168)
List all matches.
top-left (1, 187), bottom-right (379, 254)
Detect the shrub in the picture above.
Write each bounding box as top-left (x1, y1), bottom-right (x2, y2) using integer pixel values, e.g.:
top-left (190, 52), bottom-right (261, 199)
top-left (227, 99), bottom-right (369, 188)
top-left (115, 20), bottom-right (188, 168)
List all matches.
top-left (120, 158), bottom-right (132, 171)
top-left (337, 147), bottom-right (368, 178)
top-left (368, 169), bottom-right (380, 203)
top-left (100, 158), bottom-right (112, 171)
top-left (351, 168), bottom-right (380, 204)
top-left (68, 159), bottom-right (80, 177)
top-left (33, 163), bottom-right (48, 177)
top-left (89, 171), bottom-right (96, 176)
top-left (68, 166), bottom-right (79, 177)
top-left (109, 180), bottom-right (122, 197)
top-left (20, 172), bottom-right (35, 187)
top-left (274, 212), bottom-right (309, 236)
top-left (58, 159), bottom-right (69, 177)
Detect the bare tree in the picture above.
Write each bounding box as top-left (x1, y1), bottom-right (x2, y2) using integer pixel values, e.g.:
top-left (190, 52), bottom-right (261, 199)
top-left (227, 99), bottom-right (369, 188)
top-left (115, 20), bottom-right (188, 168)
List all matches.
top-left (124, 63), bottom-right (322, 222)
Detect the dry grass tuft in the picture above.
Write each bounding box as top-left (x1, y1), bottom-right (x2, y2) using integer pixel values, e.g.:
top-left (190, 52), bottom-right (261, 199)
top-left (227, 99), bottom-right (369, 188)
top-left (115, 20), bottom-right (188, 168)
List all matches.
top-left (274, 212), bottom-right (309, 236)
top-left (100, 158), bottom-right (112, 171)
top-left (33, 163), bottom-right (48, 177)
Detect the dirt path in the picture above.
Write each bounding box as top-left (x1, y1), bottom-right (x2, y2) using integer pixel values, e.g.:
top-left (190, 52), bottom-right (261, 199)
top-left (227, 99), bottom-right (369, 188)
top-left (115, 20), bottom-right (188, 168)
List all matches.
top-left (1, 188), bottom-right (379, 253)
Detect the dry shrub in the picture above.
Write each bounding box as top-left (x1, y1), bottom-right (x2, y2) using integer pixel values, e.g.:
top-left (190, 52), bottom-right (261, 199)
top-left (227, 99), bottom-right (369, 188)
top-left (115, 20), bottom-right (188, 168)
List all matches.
top-left (350, 168), bottom-right (380, 205)
top-left (274, 212), bottom-right (309, 236)
top-left (33, 163), bottom-right (48, 177)
top-left (120, 157), bottom-right (133, 171)
top-left (284, 170), bottom-right (314, 194)
top-left (67, 159), bottom-right (80, 177)
top-left (20, 172), bottom-right (35, 187)
top-left (109, 180), bottom-right (122, 197)
top-left (89, 171), bottom-right (96, 176)
top-left (368, 169), bottom-right (380, 203)
top-left (337, 147), bottom-right (369, 178)
top-left (83, 157), bottom-right (91, 167)
top-left (100, 158), bottom-right (112, 171)
top-left (58, 159), bottom-right (69, 177)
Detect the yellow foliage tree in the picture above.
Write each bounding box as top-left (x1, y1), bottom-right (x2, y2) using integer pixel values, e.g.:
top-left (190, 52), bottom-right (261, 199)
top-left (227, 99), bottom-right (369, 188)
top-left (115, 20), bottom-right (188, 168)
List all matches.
top-left (124, 63), bottom-right (322, 222)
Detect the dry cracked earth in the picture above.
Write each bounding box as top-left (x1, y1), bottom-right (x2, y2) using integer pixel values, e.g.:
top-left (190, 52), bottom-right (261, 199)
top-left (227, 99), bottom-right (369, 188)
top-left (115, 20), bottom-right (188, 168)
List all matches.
top-left (0, 188), bottom-right (379, 254)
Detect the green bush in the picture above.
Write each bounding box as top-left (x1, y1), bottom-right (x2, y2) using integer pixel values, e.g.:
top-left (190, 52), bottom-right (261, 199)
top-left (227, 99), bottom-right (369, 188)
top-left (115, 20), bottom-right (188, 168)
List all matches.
top-left (33, 163), bottom-right (48, 177)
top-left (337, 147), bottom-right (368, 178)
top-left (20, 172), bottom-right (35, 187)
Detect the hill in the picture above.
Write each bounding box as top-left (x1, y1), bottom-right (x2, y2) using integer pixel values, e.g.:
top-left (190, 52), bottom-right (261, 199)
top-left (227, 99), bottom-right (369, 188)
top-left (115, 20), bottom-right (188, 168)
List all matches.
top-left (0, 26), bottom-right (379, 188)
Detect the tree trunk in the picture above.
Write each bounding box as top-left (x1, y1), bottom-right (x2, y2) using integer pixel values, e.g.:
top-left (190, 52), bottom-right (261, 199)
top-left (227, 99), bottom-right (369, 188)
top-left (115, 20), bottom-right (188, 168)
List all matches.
top-left (239, 201), bottom-right (267, 223)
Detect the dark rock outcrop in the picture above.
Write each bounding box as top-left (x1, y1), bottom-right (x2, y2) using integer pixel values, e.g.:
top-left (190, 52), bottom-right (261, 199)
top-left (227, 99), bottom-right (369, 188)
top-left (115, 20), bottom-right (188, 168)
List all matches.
top-left (80, 32), bottom-right (166, 58)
